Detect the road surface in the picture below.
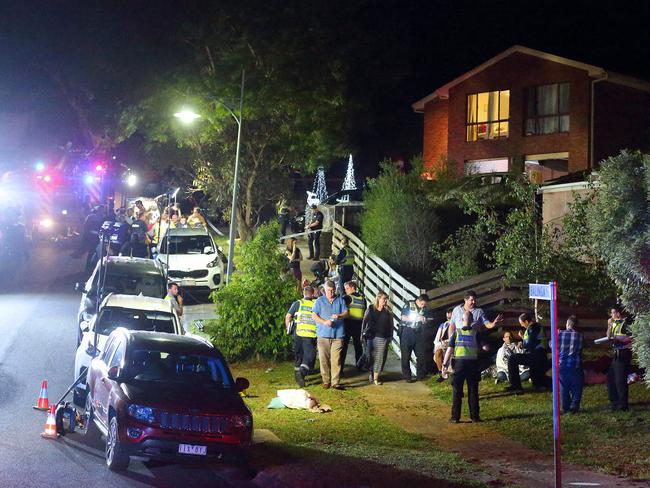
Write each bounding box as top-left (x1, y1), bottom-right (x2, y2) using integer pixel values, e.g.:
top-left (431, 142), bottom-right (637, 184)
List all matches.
top-left (0, 241), bottom-right (252, 487)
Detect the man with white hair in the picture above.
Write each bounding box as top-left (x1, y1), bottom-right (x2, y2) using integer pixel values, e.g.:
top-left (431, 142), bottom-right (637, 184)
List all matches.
top-left (312, 280), bottom-right (349, 390)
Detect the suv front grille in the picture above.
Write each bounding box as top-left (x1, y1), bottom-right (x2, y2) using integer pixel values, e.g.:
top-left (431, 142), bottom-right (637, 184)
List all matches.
top-left (159, 412), bottom-right (226, 434)
top-left (168, 269), bottom-right (209, 279)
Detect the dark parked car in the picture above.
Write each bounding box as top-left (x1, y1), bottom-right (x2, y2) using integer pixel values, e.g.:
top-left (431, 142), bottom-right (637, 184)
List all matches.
top-left (83, 329), bottom-right (252, 471)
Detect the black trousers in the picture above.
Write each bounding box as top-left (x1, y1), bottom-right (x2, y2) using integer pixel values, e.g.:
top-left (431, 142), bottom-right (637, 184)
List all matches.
top-left (308, 231), bottom-right (321, 259)
top-left (293, 334), bottom-right (317, 372)
top-left (451, 359), bottom-right (480, 421)
top-left (607, 348), bottom-right (631, 410)
top-left (337, 265), bottom-right (354, 293)
top-left (508, 350), bottom-right (548, 389)
top-left (399, 327), bottom-right (429, 380)
top-left (279, 216), bottom-right (289, 236)
top-left (341, 319), bottom-right (363, 375)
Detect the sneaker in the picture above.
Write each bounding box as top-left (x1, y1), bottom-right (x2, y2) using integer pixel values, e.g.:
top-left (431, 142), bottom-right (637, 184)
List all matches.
top-left (294, 370), bottom-right (305, 388)
top-left (449, 418), bottom-right (459, 424)
top-left (322, 383), bottom-right (330, 390)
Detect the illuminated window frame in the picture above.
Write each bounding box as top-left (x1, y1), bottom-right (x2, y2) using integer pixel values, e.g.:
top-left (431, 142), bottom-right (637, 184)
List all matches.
top-left (466, 90), bottom-right (510, 142)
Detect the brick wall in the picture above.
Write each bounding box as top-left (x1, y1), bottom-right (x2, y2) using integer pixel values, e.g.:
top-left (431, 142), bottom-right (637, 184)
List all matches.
top-left (422, 98), bottom-right (448, 174)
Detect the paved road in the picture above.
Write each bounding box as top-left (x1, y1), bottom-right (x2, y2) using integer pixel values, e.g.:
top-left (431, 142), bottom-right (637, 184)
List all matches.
top-left (0, 241), bottom-right (251, 488)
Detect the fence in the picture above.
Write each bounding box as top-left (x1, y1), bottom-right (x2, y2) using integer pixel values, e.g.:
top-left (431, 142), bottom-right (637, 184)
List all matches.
top-left (331, 221), bottom-right (518, 372)
top-left (332, 222), bottom-right (422, 366)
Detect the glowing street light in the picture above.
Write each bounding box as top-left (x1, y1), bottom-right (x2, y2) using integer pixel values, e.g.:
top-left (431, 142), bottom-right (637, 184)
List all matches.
top-left (127, 174), bottom-right (137, 187)
top-left (173, 109), bottom-right (202, 124)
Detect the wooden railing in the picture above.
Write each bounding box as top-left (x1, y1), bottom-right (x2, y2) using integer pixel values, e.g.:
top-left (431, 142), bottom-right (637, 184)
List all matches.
top-left (332, 222), bottom-right (423, 364)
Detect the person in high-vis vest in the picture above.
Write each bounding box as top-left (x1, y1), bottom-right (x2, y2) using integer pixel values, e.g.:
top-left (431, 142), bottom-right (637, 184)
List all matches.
top-left (606, 306), bottom-right (633, 411)
top-left (442, 311), bottom-right (482, 423)
top-left (334, 237), bottom-right (355, 294)
top-left (340, 281), bottom-right (366, 377)
top-left (285, 286), bottom-right (317, 387)
top-left (505, 312), bottom-right (549, 392)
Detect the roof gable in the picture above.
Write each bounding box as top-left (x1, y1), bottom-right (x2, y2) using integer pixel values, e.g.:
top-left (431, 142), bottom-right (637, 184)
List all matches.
top-left (412, 45), bottom-right (650, 112)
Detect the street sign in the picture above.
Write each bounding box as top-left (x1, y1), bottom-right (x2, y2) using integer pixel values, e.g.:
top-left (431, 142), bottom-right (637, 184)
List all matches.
top-left (529, 283), bottom-right (552, 301)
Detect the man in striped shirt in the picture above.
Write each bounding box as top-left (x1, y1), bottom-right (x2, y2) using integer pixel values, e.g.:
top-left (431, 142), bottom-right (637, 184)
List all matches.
top-left (555, 315), bottom-right (584, 414)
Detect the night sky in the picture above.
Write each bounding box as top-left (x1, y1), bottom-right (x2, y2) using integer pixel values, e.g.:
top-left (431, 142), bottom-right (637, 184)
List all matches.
top-left (0, 0), bottom-right (648, 177)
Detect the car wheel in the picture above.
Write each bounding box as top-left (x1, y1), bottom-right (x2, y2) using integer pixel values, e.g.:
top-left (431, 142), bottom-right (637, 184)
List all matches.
top-left (106, 415), bottom-right (130, 471)
top-left (73, 387), bottom-right (87, 408)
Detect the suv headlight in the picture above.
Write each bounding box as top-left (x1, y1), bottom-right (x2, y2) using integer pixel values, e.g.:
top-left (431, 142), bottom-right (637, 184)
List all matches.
top-left (127, 404), bottom-right (157, 425)
top-left (229, 415), bottom-right (252, 429)
top-left (207, 257), bottom-right (220, 268)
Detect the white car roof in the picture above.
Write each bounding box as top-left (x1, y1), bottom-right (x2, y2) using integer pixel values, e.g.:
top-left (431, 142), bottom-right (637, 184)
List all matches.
top-left (166, 227), bottom-right (210, 237)
top-left (101, 294), bottom-right (173, 314)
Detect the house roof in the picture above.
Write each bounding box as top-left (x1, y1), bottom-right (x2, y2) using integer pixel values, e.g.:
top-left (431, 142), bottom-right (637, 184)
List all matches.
top-left (412, 45), bottom-right (650, 112)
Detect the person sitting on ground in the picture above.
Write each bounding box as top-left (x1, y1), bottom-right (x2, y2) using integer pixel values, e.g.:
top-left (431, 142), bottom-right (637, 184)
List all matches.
top-left (505, 312), bottom-right (548, 392)
top-left (555, 315), bottom-right (584, 414)
top-left (187, 207), bottom-right (207, 228)
top-left (434, 307), bottom-right (454, 382)
top-left (361, 291), bottom-right (393, 385)
top-left (495, 331), bottom-right (529, 384)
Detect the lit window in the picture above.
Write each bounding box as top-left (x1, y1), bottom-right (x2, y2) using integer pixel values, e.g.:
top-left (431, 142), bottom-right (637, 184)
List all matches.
top-left (525, 83), bottom-right (570, 135)
top-left (464, 158), bottom-right (509, 175)
top-left (466, 90), bottom-right (510, 141)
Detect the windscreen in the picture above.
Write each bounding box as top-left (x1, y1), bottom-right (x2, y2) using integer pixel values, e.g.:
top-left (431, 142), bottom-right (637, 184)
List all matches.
top-left (127, 349), bottom-right (232, 387)
top-left (93, 271), bottom-right (165, 298)
top-left (96, 307), bottom-right (176, 335)
top-left (159, 235), bottom-right (212, 255)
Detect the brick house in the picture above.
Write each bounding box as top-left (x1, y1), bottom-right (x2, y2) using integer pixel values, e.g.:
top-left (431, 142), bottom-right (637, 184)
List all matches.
top-left (412, 45), bottom-right (650, 183)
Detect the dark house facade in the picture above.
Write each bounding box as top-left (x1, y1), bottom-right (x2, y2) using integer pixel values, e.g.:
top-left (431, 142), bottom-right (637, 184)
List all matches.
top-left (412, 46), bottom-right (650, 182)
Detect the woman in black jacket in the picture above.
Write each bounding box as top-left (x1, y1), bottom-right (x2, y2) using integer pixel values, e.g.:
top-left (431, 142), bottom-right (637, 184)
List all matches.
top-left (361, 291), bottom-right (394, 385)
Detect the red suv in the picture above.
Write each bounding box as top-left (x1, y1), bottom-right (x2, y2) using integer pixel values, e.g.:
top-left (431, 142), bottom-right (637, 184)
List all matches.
top-left (83, 328), bottom-right (252, 471)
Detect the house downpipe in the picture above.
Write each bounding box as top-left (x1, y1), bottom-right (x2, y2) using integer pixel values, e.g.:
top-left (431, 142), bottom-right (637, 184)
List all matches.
top-left (590, 71), bottom-right (608, 169)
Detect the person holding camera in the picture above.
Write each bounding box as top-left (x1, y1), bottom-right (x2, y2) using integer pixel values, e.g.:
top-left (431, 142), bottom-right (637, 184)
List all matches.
top-left (399, 294), bottom-right (434, 382)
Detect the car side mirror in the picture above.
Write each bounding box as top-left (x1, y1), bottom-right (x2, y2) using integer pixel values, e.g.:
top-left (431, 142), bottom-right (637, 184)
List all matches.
top-left (204, 246), bottom-right (214, 254)
top-left (235, 377), bottom-right (250, 392)
top-left (107, 366), bottom-right (121, 381)
top-left (74, 282), bottom-right (86, 293)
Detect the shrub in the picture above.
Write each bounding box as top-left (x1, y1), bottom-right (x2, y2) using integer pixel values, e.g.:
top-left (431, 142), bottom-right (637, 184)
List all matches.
top-left (361, 158), bottom-right (439, 278)
top-left (431, 224), bottom-right (487, 286)
top-left (204, 222), bottom-right (298, 360)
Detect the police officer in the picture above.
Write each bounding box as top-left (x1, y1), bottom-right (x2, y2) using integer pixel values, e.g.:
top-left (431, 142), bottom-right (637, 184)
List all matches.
top-left (607, 306), bottom-right (633, 411)
top-left (340, 281), bottom-right (366, 376)
top-left (277, 196), bottom-right (291, 237)
top-left (334, 237), bottom-right (355, 294)
top-left (399, 294), bottom-right (434, 382)
top-left (442, 311), bottom-right (482, 423)
top-left (120, 209), bottom-right (150, 258)
top-left (285, 286), bottom-right (317, 387)
top-left (506, 312), bottom-right (548, 392)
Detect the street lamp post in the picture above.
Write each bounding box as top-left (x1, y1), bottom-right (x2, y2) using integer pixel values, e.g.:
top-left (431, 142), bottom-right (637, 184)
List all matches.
top-left (173, 69), bottom-right (245, 285)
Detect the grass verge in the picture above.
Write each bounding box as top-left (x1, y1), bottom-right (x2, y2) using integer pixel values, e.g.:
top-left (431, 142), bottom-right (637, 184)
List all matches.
top-left (427, 362), bottom-right (650, 480)
top-left (230, 360), bottom-right (488, 487)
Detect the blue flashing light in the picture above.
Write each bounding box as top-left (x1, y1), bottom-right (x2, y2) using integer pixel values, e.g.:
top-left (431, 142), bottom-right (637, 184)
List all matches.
top-left (35, 162), bottom-right (45, 172)
top-left (83, 174), bottom-right (95, 185)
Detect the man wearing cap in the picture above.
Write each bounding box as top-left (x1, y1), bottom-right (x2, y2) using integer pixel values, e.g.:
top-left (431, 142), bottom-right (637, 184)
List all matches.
top-left (306, 204), bottom-right (324, 260)
top-left (399, 294), bottom-right (435, 382)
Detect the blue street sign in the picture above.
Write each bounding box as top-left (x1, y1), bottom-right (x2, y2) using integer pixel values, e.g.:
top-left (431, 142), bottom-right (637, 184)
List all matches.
top-left (529, 283), bottom-right (552, 301)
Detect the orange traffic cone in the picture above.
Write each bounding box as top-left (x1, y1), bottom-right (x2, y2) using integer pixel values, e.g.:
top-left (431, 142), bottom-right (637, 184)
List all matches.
top-left (41, 405), bottom-right (58, 439)
top-left (33, 380), bottom-right (49, 411)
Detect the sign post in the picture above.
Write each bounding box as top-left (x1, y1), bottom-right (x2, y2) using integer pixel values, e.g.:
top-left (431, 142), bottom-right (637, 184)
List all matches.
top-left (528, 282), bottom-right (561, 488)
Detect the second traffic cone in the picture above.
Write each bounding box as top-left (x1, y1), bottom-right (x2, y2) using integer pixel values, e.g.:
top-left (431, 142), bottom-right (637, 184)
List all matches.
top-left (41, 405), bottom-right (58, 439)
top-left (33, 380), bottom-right (49, 411)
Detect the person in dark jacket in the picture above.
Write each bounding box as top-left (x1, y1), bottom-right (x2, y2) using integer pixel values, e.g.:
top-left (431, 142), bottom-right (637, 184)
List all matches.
top-left (361, 291), bottom-right (394, 385)
top-left (505, 312), bottom-right (548, 392)
top-left (334, 237), bottom-right (354, 293)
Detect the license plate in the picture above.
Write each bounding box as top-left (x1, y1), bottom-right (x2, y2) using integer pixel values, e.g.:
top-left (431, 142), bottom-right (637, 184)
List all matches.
top-left (178, 443), bottom-right (207, 456)
top-left (181, 279), bottom-right (196, 287)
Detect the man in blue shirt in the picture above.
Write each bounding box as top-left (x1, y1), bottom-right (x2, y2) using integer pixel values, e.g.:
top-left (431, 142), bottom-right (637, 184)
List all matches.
top-left (555, 315), bottom-right (584, 413)
top-left (312, 280), bottom-right (349, 390)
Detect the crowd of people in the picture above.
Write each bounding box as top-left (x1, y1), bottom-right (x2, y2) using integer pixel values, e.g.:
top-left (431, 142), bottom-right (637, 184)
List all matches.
top-left (73, 199), bottom-right (209, 270)
top-left (284, 239), bottom-right (637, 423)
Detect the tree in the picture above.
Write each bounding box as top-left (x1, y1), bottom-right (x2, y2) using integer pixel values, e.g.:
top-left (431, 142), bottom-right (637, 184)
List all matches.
top-left (203, 222), bottom-right (298, 360)
top-left (575, 151), bottom-right (650, 381)
top-left (120, 4), bottom-right (359, 240)
top-left (361, 158), bottom-right (439, 279)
